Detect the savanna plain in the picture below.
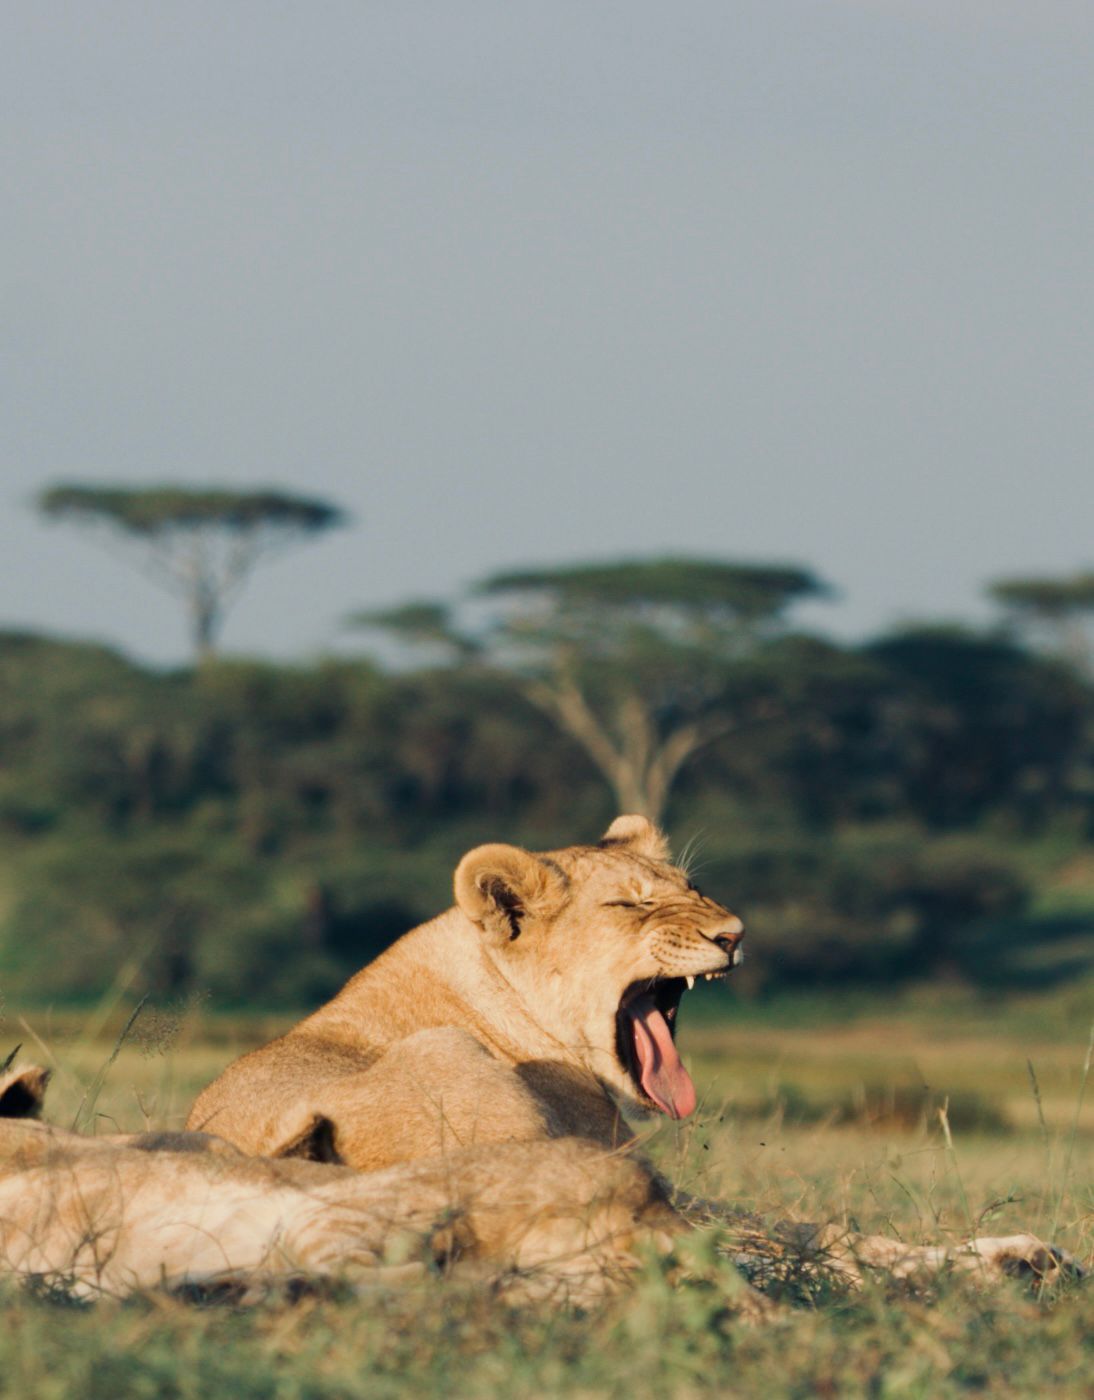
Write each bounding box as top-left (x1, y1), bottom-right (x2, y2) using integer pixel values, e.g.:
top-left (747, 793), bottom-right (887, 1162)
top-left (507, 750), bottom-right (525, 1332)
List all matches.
top-left (1, 983), bottom-right (1089, 1400)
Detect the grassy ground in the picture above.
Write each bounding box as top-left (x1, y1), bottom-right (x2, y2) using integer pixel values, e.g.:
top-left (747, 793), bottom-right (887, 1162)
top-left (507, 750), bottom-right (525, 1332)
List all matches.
top-left (0, 988), bottom-right (1090, 1398)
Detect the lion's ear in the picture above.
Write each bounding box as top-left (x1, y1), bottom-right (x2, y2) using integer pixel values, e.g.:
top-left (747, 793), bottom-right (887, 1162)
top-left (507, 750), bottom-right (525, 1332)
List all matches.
top-left (0, 1064), bottom-right (51, 1120)
top-left (599, 814), bottom-right (670, 862)
top-left (454, 844), bottom-right (568, 942)
top-left (269, 1110), bottom-right (341, 1164)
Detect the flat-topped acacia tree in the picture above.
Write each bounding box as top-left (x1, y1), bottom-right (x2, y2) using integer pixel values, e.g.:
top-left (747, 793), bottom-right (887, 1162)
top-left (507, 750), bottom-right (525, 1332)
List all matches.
top-left (478, 560), bottom-right (831, 821)
top-left (354, 558), bottom-right (831, 822)
top-left (988, 572), bottom-right (1094, 676)
top-left (39, 484), bottom-right (348, 660)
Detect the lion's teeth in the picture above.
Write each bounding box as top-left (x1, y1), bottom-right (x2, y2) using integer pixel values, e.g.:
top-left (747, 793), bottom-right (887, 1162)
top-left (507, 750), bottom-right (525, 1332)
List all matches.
top-left (685, 975), bottom-right (695, 991)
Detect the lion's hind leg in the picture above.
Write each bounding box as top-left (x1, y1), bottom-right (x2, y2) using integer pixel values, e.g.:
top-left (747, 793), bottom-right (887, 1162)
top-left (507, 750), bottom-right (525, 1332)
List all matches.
top-left (426, 1141), bottom-right (779, 1318)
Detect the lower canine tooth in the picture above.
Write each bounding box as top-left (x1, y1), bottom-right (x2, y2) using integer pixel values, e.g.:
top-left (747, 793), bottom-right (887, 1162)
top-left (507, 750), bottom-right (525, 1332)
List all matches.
top-left (685, 975), bottom-right (695, 991)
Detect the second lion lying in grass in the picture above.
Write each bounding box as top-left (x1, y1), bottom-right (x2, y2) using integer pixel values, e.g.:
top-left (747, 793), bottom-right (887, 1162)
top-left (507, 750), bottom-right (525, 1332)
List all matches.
top-left (0, 816), bottom-right (1082, 1305)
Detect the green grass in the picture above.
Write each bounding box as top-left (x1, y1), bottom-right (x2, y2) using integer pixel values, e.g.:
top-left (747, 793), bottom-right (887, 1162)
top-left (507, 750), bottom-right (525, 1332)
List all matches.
top-left (0, 991), bottom-right (1091, 1398)
top-left (0, 1267), bottom-right (1089, 1400)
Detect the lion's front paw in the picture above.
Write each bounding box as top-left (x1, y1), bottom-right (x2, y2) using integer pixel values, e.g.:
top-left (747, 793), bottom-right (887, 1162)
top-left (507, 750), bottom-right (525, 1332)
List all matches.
top-left (965, 1233), bottom-right (1085, 1285)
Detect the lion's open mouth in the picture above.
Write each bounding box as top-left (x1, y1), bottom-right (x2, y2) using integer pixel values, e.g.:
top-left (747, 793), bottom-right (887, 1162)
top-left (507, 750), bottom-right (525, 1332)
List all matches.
top-left (615, 972), bottom-right (731, 1121)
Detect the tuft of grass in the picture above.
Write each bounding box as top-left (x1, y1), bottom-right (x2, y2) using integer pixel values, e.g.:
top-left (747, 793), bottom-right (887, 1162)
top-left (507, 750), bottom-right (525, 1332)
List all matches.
top-left (70, 994), bottom-right (148, 1134)
top-left (1049, 1023), bottom-right (1093, 1246)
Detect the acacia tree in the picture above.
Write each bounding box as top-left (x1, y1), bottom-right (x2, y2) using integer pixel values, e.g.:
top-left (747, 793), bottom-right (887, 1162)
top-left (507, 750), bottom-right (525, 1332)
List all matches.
top-left (351, 601), bottom-right (482, 663)
top-left (353, 558), bottom-right (830, 822)
top-left (39, 484), bottom-right (348, 660)
top-left (988, 572), bottom-right (1094, 675)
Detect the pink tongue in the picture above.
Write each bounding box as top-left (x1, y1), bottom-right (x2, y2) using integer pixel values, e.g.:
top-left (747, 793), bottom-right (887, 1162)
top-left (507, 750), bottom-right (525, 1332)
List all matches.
top-left (627, 994), bottom-right (697, 1120)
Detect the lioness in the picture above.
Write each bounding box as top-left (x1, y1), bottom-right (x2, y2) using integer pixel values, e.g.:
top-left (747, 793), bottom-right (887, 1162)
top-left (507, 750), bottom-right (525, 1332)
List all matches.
top-left (0, 1063), bottom-right (678, 1303)
top-left (188, 815), bottom-right (742, 1167)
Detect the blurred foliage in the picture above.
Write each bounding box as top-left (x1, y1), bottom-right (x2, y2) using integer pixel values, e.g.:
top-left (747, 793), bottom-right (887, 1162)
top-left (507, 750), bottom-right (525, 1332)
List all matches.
top-left (38, 484), bottom-right (347, 534)
top-left (478, 556), bottom-right (829, 624)
top-left (1, 598), bottom-right (1093, 1007)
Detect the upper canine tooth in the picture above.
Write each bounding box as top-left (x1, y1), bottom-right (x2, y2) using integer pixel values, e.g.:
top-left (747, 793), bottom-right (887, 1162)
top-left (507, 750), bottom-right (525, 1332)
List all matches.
top-left (733, 946), bottom-right (744, 966)
top-left (685, 975), bottom-right (695, 991)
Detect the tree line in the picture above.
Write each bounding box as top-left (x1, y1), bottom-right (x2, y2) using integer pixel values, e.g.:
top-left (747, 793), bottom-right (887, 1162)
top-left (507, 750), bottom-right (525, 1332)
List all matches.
top-left (0, 574), bottom-right (1086, 1013)
top-left (3, 481), bottom-right (1091, 1009)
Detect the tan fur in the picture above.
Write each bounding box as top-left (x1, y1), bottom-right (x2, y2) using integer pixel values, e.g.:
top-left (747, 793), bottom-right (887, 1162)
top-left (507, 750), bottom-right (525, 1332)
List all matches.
top-left (0, 1066), bottom-right (677, 1303)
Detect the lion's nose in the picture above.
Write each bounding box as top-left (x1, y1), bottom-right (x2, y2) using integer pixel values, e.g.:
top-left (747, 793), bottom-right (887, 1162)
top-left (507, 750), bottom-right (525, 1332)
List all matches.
top-left (712, 928), bottom-right (744, 958)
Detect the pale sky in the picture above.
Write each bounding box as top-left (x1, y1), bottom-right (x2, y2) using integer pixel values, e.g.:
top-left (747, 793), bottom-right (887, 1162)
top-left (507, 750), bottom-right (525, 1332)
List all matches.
top-left (2, 2), bottom-right (1092, 664)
